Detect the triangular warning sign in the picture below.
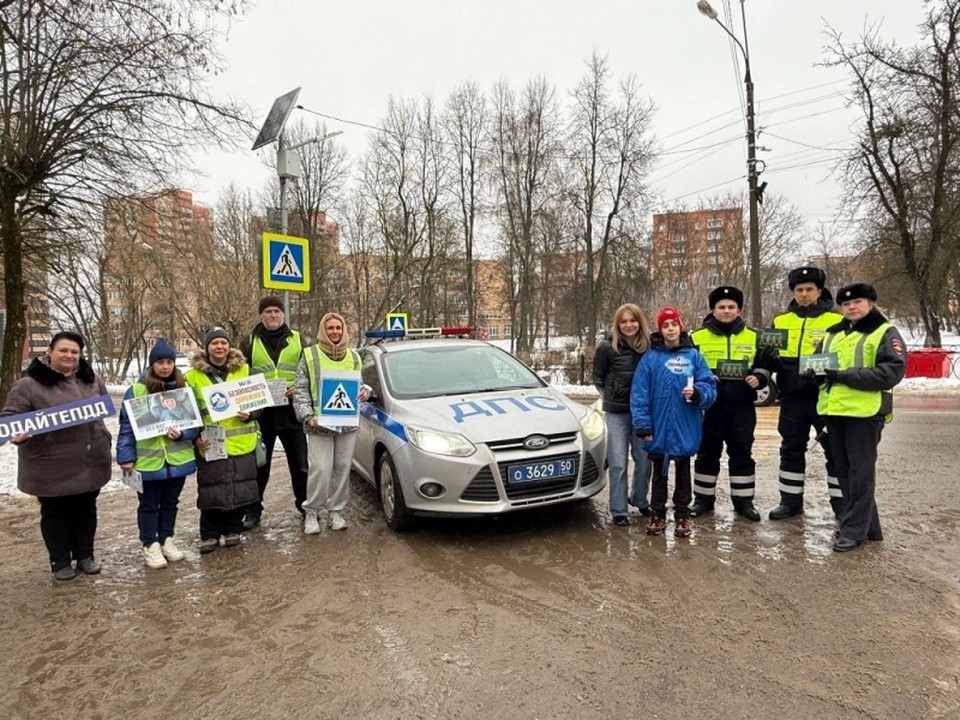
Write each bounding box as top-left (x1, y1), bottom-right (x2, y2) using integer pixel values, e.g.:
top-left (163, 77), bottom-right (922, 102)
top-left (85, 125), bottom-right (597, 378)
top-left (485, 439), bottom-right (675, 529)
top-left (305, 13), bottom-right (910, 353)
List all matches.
top-left (272, 245), bottom-right (303, 278)
top-left (323, 383), bottom-right (355, 411)
top-left (390, 317), bottom-right (405, 331)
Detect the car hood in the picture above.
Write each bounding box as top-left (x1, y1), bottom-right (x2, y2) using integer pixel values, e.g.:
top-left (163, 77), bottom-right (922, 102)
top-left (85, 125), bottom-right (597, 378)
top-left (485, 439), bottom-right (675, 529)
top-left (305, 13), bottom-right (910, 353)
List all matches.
top-left (388, 388), bottom-right (584, 442)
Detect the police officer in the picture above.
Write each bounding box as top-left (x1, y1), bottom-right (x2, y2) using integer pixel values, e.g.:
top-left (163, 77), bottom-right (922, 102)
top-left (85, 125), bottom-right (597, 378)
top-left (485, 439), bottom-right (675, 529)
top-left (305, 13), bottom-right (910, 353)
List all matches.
top-left (808, 283), bottom-right (905, 552)
top-left (768, 266), bottom-right (845, 520)
top-left (690, 286), bottom-right (769, 521)
top-left (239, 297), bottom-right (309, 528)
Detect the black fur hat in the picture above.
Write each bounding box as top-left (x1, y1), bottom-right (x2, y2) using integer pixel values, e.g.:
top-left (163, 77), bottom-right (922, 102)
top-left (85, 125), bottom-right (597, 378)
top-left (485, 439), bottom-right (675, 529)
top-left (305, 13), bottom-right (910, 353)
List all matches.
top-left (708, 285), bottom-right (744, 309)
top-left (836, 282), bottom-right (878, 303)
top-left (788, 266), bottom-right (826, 290)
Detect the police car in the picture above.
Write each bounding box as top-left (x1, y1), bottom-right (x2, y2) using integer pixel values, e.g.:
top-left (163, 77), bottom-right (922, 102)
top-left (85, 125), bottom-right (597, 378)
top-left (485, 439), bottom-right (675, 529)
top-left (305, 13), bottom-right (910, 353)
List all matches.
top-left (354, 327), bottom-right (607, 530)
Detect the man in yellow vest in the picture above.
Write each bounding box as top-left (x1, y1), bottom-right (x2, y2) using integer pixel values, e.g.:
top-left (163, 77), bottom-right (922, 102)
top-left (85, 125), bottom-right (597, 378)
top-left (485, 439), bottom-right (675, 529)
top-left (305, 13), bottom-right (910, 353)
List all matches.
top-left (690, 286), bottom-right (770, 521)
top-left (238, 296), bottom-right (308, 529)
top-left (805, 283), bottom-right (905, 552)
top-left (768, 266), bottom-right (845, 520)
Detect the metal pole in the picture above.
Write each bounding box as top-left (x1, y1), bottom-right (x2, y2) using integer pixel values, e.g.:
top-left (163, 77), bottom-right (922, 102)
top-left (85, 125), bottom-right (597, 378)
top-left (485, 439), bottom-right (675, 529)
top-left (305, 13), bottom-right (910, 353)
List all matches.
top-left (745, 65), bottom-right (762, 326)
top-left (278, 132), bottom-right (290, 314)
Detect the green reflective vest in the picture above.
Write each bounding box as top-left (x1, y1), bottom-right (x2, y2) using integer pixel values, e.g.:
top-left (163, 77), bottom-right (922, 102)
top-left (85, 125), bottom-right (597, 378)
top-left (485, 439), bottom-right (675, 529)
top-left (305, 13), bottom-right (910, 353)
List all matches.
top-left (690, 326), bottom-right (758, 369)
top-left (303, 346), bottom-right (361, 417)
top-left (131, 383), bottom-right (196, 473)
top-left (184, 365), bottom-right (258, 456)
top-left (773, 309), bottom-right (843, 359)
top-left (816, 323), bottom-right (893, 420)
top-left (249, 332), bottom-right (302, 387)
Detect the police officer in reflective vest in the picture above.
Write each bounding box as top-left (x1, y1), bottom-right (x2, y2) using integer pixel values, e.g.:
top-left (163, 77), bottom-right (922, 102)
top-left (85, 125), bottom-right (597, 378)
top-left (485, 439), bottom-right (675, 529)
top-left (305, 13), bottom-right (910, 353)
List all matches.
top-left (690, 286), bottom-right (770, 521)
top-left (768, 266), bottom-right (845, 520)
top-left (806, 283), bottom-right (905, 552)
top-left (238, 296), bottom-right (309, 528)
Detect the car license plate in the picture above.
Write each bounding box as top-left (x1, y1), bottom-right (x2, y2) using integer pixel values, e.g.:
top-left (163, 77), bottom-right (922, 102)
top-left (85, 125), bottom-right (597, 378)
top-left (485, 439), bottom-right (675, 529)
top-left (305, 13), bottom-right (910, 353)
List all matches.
top-left (506, 458), bottom-right (578, 484)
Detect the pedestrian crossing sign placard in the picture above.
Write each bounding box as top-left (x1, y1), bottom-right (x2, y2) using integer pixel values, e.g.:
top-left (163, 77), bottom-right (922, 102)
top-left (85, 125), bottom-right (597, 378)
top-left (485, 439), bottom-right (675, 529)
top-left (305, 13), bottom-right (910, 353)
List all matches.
top-left (386, 313), bottom-right (408, 333)
top-left (315, 370), bottom-right (361, 428)
top-left (262, 232), bottom-right (310, 292)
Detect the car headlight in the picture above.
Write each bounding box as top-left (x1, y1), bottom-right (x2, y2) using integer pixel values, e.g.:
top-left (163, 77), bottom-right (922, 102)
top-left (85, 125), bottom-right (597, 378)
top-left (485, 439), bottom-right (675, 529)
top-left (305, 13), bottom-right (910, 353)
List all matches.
top-left (407, 425), bottom-right (477, 457)
top-left (579, 405), bottom-right (606, 441)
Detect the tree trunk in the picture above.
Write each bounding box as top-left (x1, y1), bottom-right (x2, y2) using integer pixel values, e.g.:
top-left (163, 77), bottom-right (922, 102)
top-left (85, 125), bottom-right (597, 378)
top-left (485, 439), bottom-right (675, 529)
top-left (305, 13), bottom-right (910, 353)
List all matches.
top-left (1, 194), bottom-right (27, 405)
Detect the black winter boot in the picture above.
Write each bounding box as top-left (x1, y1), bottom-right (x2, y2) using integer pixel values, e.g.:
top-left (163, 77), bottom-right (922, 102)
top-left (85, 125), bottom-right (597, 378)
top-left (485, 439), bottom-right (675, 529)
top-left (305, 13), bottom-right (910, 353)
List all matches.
top-left (689, 496), bottom-right (714, 517)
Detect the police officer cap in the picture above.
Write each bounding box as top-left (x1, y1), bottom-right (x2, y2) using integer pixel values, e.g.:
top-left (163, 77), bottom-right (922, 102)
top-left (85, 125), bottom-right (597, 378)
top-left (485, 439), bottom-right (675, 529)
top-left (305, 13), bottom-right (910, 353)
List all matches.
top-left (788, 266), bottom-right (826, 290)
top-left (836, 282), bottom-right (878, 302)
top-left (708, 285), bottom-right (744, 309)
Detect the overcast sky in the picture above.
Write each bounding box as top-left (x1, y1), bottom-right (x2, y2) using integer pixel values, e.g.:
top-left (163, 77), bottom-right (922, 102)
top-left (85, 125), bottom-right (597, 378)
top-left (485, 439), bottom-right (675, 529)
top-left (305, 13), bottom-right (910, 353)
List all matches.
top-left (185, 0), bottom-right (929, 250)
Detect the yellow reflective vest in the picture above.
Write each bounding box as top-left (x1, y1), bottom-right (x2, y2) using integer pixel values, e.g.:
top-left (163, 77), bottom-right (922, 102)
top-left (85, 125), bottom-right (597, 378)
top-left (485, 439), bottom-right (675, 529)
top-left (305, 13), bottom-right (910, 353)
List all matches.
top-left (249, 332), bottom-right (302, 388)
top-left (773, 309), bottom-right (843, 359)
top-left (816, 323), bottom-right (894, 420)
top-left (184, 365), bottom-right (258, 457)
top-left (690, 326), bottom-right (758, 369)
top-left (131, 383), bottom-right (196, 473)
top-left (303, 346), bottom-right (361, 417)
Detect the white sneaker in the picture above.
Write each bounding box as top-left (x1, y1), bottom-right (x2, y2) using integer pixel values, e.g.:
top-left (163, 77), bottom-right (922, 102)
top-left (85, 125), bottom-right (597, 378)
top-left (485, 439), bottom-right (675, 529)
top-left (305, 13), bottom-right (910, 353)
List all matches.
top-left (329, 512), bottom-right (348, 531)
top-left (142, 542), bottom-right (167, 569)
top-left (161, 537), bottom-right (185, 562)
top-left (303, 512), bottom-right (321, 535)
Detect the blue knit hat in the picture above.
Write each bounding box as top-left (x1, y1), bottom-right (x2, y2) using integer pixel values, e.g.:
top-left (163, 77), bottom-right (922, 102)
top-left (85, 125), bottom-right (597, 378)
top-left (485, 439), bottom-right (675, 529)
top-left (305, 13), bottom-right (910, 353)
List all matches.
top-left (148, 337), bottom-right (177, 365)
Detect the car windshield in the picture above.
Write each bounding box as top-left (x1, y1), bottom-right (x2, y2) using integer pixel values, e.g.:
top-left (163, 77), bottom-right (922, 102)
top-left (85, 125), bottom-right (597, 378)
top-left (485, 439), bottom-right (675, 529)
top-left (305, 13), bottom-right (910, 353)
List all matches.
top-left (381, 345), bottom-right (544, 399)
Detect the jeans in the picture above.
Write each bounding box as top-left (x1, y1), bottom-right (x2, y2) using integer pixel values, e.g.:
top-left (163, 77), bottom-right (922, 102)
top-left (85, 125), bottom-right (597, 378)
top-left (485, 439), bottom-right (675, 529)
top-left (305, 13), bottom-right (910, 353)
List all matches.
top-left (605, 411), bottom-right (651, 516)
top-left (137, 476), bottom-right (186, 546)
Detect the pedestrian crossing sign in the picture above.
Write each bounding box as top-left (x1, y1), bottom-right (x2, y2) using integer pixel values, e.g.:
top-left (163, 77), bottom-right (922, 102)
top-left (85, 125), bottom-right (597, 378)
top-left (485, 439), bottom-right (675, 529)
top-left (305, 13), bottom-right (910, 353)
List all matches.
top-left (386, 313), bottom-right (408, 333)
top-left (261, 232), bottom-right (310, 292)
top-left (316, 371), bottom-right (361, 428)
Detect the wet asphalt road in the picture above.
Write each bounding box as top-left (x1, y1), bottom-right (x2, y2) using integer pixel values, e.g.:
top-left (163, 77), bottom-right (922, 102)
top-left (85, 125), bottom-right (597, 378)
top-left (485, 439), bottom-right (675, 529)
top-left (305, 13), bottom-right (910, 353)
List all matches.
top-left (0, 400), bottom-right (957, 719)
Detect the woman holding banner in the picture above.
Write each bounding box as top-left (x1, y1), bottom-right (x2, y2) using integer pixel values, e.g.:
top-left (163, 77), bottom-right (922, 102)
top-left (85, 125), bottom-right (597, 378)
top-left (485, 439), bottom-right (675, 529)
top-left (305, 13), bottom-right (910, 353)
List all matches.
top-left (184, 327), bottom-right (261, 554)
top-left (293, 312), bottom-right (369, 535)
top-left (0, 331), bottom-right (112, 581)
top-left (117, 337), bottom-right (201, 569)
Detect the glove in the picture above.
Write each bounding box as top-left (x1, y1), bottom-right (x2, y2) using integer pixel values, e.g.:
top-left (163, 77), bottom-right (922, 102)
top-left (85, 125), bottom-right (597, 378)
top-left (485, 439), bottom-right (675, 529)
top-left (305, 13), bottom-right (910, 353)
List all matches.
top-left (824, 368), bottom-right (843, 384)
top-left (634, 427), bottom-right (652, 438)
top-left (800, 368), bottom-right (817, 381)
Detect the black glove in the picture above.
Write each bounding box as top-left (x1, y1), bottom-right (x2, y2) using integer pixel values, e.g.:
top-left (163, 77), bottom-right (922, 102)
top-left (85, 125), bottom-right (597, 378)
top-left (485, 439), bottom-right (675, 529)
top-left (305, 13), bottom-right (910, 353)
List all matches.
top-left (824, 368), bottom-right (843, 384)
top-left (689, 388), bottom-right (701, 403)
top-left (634, 427), bottom-right (652, 438)
top-left (800, 368), bottom-right (817, 381)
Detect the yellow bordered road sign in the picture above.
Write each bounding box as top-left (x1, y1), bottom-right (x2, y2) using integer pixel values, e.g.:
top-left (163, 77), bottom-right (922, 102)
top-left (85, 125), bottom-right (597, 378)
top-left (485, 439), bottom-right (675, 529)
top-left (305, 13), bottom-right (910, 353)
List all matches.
top-left (262, 232), bottom-right (310, 292)
top-left (386, 313), bottom-right (408, 333)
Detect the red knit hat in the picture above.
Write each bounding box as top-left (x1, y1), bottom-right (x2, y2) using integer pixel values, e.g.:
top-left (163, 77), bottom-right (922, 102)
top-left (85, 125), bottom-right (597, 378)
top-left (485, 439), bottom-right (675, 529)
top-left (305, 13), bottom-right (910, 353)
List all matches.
top-left (656, 307), bottom-right (683, 331)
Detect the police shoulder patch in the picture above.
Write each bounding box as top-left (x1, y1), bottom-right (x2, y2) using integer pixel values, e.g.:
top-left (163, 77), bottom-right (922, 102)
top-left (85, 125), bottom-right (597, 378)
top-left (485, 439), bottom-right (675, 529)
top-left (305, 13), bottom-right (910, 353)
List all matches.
top-left (891, 338), bottom-right (904, 355)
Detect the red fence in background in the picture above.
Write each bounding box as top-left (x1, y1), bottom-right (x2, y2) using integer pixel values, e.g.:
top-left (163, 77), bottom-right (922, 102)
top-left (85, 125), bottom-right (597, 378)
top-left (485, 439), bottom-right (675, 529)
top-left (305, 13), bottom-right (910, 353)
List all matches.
top-left (906, 348), bottom-right (955, 378)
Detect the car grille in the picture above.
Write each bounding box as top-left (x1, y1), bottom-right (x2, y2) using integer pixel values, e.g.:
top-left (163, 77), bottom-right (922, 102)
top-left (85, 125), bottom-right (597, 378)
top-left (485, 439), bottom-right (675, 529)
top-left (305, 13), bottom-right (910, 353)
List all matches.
top-left (460, 451), bottom-right (600, 504)
top-left (486, 431), bottom-right (578, 453)
top-left (460, 466), bottom-right (500, 502)
top-left (580, 453), bottom-right (600, 486)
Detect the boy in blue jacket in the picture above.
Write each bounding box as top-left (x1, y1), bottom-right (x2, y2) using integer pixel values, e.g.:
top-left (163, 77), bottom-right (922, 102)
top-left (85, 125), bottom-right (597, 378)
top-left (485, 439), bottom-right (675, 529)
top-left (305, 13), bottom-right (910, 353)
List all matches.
top-left (631, 308), bottom-right (716, 537)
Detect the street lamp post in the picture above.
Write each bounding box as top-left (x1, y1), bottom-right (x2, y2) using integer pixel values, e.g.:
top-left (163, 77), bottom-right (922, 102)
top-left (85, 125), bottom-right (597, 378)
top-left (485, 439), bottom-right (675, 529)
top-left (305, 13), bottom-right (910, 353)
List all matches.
top-left (697, 0), bottom-right (763, 326)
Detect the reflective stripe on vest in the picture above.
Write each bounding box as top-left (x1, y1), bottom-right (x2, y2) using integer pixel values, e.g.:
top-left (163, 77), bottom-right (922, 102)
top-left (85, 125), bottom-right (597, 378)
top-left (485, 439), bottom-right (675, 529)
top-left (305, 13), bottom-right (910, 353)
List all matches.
top-left (249, 332), bottom-right (302, 386)
top-left (773, 310), bottom-right (843, 359)
top-left (131, 383), bottom-right (197, 473)
top-left (816, 323), bottom-right (893, 419)
top-left (690, 326), bottom-right (757, 369)
top-left (184, 365), bottom-right (258, 456)
top-left (304, 346), bottom-right (361, 417)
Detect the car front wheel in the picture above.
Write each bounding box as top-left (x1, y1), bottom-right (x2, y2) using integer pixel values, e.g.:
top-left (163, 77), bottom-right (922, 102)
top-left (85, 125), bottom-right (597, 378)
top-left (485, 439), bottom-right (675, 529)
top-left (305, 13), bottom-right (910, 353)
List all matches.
top-left (754, 380), bottom-right (779, 407)
top-left (378, 451), bottom-right (414, 531)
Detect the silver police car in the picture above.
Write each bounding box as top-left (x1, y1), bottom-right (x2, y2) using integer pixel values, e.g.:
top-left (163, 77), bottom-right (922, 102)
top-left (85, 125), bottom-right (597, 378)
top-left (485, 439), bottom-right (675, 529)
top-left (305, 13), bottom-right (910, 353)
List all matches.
top-left (354, 338), bottom-right (607, 530)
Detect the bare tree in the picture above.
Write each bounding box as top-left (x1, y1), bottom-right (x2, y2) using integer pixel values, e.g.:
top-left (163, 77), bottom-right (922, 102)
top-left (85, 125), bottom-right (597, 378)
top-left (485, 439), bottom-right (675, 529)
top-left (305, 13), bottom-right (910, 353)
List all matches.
top-left (826, 0), bottom-right (960, 346)
top-left (443, 81), bottom-right (488, 329)
top-left (0, 0), bottom-right (248, 402)
top-left (566, 52), bottom-right (657, 348)
top-left (491, 78), bottom-right (560, 353)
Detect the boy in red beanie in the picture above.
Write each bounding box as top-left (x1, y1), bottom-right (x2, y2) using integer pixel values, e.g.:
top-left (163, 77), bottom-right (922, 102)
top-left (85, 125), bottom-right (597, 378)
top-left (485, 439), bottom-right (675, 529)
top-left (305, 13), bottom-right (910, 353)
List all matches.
top-left (630, 308), bottom-right (716, 537)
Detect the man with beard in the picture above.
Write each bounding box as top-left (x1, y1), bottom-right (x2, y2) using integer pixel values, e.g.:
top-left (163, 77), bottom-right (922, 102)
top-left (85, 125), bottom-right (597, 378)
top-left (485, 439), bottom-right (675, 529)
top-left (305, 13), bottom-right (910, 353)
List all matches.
top-left (239, 297), bottom-right (308, 529)
top-left (767, 267), bottom-right (845, 520)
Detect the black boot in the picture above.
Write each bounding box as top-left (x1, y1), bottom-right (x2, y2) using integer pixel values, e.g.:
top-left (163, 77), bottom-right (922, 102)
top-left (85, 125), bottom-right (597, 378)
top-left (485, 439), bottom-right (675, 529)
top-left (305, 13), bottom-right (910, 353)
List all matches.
top-left (734, 502), bottom-right (761, 522)
top-left (768, 495), bottom-right (803, 520)
top-left (689, 496), bottom-right (714, 517)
